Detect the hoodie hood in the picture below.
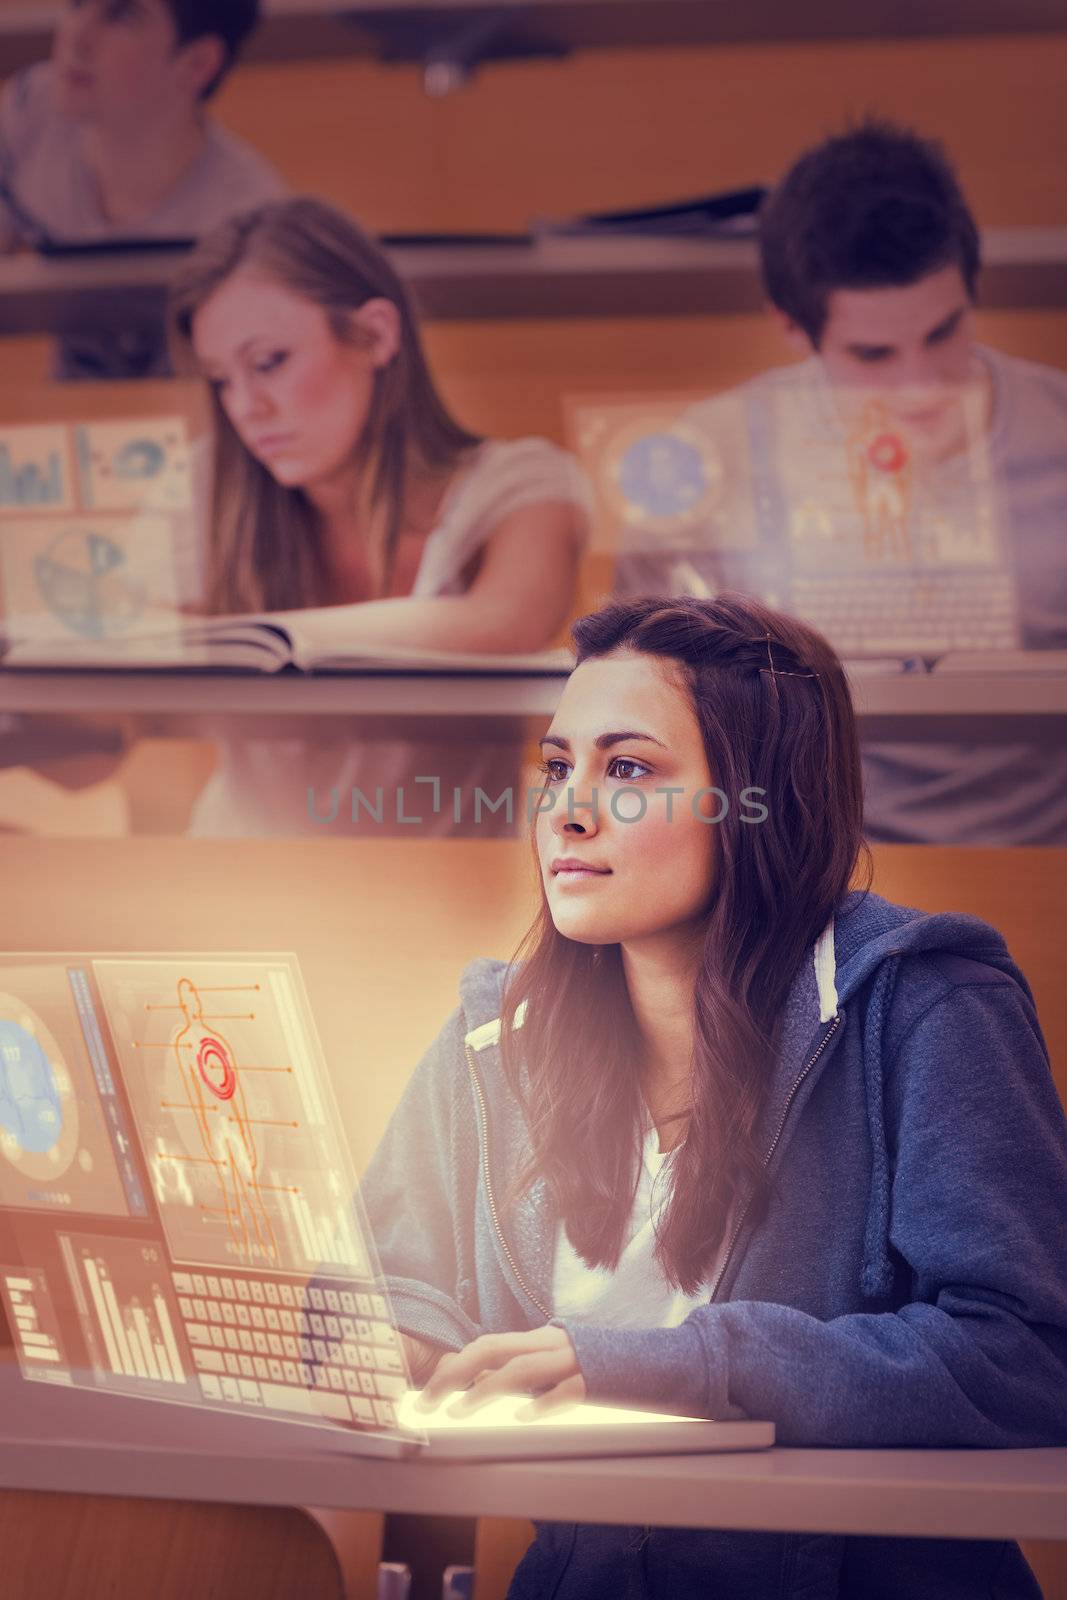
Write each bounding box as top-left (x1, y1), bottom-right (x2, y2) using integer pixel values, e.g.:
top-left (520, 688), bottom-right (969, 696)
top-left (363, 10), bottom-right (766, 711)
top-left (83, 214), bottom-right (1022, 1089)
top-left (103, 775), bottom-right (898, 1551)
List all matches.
top-left (457, 889), bottom-right (1037, 1309)
top-left (457, 889), bottom-right (1033, 1042)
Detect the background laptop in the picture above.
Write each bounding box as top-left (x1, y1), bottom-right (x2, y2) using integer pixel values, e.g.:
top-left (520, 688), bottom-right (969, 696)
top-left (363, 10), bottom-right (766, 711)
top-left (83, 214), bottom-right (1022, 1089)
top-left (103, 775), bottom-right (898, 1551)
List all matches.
top-left (565, 386), bottom-right (1019, 660)
top-left (0, 951), bottom-right (772, 1463)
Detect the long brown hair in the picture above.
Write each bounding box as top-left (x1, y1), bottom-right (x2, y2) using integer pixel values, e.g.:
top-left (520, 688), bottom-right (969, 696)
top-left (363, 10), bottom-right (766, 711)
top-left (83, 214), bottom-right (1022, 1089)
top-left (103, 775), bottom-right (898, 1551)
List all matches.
top-left (500, 593), bottom-right (870, 1294)
top-left (170, 197), bottom-right (481, 613)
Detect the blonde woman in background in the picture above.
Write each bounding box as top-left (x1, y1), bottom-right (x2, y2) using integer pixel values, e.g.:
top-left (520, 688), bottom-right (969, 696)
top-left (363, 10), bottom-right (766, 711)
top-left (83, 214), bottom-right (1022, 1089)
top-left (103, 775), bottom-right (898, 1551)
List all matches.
top-left (171, 197), bottom-right (591, 836)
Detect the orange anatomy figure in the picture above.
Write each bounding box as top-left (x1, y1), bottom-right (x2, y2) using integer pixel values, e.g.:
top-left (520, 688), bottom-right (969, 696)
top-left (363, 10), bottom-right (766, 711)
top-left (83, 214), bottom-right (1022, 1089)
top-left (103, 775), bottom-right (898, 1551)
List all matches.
top-left (847, 399), bottom-right (914, 563)
top-left (172, 978), bottom-right (279, 1265)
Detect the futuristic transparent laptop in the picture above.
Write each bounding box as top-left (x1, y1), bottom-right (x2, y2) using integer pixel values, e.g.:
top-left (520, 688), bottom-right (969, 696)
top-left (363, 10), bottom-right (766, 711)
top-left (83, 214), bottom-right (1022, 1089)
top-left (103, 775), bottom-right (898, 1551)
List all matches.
top-left (0, 953), bottom-right (773, 1463)
top-left (566, 382), bottom-right (1019, 660)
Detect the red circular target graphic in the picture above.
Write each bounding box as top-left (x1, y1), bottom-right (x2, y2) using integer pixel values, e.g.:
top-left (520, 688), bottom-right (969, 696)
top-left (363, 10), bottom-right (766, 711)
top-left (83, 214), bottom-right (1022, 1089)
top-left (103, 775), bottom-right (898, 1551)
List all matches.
top-left (197, 1037), bottom-right (237, 1101)
top-left (867, 432), bottom-right (908, 474)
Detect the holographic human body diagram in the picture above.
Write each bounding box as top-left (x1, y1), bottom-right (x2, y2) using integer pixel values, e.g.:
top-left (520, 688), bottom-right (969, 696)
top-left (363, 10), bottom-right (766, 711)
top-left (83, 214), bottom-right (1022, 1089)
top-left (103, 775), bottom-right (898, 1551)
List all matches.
top-left (170, 978), bottom-right (280, 1268)
top-left (847, 400), bottom-right (914, 564)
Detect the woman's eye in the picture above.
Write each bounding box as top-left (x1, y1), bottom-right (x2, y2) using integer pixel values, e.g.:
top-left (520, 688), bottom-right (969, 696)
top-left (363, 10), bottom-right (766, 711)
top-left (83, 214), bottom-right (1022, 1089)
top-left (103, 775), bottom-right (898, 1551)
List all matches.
top-left (254, 350), bottom-right (288, 375)
top-left (539, 759), bottom-right (570, 784)
top-left (538, 756), bottom-right (651, 784)
top-left (609, 757), bottom-right (651, 782)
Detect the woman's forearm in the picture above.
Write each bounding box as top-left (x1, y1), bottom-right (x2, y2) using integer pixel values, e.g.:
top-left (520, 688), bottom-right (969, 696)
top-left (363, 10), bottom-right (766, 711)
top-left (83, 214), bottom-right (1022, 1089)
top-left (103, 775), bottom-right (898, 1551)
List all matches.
top-left (298, 593), bottom-right (559, 655)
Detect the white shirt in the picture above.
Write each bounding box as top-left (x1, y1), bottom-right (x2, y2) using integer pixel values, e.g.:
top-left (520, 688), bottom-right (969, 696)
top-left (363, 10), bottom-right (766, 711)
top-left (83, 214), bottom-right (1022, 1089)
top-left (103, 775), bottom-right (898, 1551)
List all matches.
top-left (551, 924), bottom-right (839, 1330)
top-left (185, 437), bottom-right (593, 838)
top-left (552, 1124), bottom-right (721, 1330)
top-left (0, 63), bottom-right (285, 250)
top-left (0, 63), bottom-right (287, 378)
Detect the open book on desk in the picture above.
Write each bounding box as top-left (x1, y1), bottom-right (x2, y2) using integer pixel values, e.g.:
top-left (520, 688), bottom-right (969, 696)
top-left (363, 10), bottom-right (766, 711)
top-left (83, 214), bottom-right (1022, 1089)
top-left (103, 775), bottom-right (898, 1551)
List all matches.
top-left (0, 605), bottom-right (577, 676)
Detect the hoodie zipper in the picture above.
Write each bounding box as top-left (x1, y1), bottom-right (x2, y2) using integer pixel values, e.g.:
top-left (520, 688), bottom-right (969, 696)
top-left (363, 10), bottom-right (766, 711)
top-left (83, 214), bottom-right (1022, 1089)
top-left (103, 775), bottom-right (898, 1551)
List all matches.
top-left (707, 1012), bottom-right (844, 1303)
top-left (466, 1042), bottom-right (554, 1320)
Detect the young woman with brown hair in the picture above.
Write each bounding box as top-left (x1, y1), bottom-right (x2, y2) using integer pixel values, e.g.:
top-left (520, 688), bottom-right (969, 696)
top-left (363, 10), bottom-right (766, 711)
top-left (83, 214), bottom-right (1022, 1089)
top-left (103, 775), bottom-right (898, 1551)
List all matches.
top-left (364, 592), bottom-right (1067, 1599)
top-left (170, 196), bottom-right (591, 836)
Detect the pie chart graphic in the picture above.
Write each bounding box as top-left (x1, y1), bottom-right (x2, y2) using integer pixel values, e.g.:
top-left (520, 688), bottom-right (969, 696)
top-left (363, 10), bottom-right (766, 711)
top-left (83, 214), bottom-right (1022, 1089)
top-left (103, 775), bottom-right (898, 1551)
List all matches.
top-left (612, 428), bottom-right (721, 531)
top-left (0, 995), bottom-right (80, 1182)
top-left (33, 527), bottom-right (145, 640)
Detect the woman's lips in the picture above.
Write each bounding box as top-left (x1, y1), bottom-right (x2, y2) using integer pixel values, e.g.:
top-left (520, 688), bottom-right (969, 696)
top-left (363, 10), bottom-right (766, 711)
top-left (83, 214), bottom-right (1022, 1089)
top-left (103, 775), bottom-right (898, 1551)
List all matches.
top-left (252, 434), bottom-right (298, 457)
top-left (550, 858), bottom-right (612, 882)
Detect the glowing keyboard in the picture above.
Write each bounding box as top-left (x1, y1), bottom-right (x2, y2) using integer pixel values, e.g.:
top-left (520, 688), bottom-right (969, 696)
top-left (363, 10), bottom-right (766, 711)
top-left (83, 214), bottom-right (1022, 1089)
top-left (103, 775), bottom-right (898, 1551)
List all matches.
top-left (790, 570), bottom-right (1018, 656)
top-left (171, 1269), bottom-right (406, 1429)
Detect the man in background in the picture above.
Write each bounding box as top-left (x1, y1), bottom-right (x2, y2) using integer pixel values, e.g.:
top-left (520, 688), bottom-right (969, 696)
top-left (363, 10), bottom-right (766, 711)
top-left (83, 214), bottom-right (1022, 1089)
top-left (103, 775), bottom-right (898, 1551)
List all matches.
top-left (613, 121), bottom-right (1066, 845)
top-left (0, 0), bottom-right (285, 376)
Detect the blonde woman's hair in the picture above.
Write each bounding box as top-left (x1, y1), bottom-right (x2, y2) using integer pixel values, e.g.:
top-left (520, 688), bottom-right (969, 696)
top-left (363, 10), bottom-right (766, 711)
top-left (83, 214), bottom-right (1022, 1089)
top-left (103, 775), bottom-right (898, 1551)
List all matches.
top-left (170, 197), bottom-right (481, 613)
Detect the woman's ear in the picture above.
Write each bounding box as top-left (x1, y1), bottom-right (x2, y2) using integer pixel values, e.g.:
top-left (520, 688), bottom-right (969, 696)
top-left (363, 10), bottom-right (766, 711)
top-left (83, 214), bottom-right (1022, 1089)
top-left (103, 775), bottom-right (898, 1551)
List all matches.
top-left (347, 298), bottom-right (402, 368)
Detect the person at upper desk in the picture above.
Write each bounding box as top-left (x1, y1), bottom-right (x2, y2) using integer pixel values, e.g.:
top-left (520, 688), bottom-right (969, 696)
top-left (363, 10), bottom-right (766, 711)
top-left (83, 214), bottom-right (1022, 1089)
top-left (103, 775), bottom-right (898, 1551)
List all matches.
top-left (169, 197), bottom-right (591, 838)
top-left (0, 0), bottom-right (284, 378)
top-left (361, 592), bottom-right (1067, 1600)
top-left (612, 120), bottom-right (1066, 847)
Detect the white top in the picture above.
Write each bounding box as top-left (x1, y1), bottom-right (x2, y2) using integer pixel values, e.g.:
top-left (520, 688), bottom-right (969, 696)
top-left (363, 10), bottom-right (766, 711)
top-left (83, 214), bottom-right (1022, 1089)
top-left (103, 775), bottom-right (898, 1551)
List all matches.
top-left (0, 63), bottom-right (286, 377)
top-left (186, 436), bottom-right (593, 838)
top-left (553, 1125), bottom-right (721, 1330)
top-left (552, 923), bottom-right (839, 1328)
top-left (0, 64), bottom-right (286, 249)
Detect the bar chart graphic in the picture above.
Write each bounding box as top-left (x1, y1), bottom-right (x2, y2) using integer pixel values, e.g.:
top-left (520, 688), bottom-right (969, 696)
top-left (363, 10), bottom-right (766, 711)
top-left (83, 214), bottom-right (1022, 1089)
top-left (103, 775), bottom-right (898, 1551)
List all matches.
top-left (0, 1264), bottom-right (69, 1381)
top-left (0, 427), bottom-right (74, 513)
top-left (92, 959), bottom-right (372, 1280)
top-left (61, 1232), bottom-right (188, 1389)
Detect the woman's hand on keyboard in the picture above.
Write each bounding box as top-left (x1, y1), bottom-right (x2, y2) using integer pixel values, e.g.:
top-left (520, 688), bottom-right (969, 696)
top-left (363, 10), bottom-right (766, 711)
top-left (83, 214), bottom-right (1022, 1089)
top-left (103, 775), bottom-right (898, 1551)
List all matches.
top-left (401, 1332), bottom-right (447, 1387)
top-left (414, 1324), bottom-right (585, 1419)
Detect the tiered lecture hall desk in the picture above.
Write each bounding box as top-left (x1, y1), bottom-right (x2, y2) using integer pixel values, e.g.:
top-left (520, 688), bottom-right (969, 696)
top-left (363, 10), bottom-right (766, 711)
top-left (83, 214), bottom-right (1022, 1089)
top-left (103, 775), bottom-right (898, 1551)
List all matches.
top-left (1, 1353), bottom-right (1066, 1600)
top-left (1, 6), bottom-right (1064, 1586)
top-left (1, 660), bottom-right (1066, 1599)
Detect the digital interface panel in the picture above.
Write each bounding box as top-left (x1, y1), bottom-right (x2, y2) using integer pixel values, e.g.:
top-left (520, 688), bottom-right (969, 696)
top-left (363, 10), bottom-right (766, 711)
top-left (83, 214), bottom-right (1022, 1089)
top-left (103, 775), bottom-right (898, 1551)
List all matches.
top-left (0, 964), bottom-right (143, 1219)
top-left (769, 379), bottom-right (1004, 574)
top-left (0, 416), bottom-right (189, 646)
top-left (567, 377), bottom-right (1020, 655)
top-left (0, 955), bottom-right (409, 1440)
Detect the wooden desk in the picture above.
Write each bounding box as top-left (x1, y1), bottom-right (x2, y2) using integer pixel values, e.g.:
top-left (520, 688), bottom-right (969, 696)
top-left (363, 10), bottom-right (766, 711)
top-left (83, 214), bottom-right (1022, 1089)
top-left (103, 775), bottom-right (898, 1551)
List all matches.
top-left (0, 226), bottom-right (1063, 337)
top-left (3, 0), bottom-right (1067, 74)
top-left (0, 666), bottom-right (1064, 746)
top-left (2, 1422), bottom-right (1065, 1544)
top-left (0, 1358), bottom-right (1063, 1542)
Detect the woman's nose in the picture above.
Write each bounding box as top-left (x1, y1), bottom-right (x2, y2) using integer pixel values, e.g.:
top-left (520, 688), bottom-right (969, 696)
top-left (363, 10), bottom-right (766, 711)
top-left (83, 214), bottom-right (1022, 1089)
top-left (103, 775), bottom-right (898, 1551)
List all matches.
top-left (228, 376), bottom-right (272, 426)
top-left (549, 778), bottom-right (601, 838)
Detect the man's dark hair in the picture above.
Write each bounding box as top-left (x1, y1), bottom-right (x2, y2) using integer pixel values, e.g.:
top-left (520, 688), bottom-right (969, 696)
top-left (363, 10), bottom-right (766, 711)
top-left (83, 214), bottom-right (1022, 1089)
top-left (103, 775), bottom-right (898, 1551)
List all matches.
top-left (758, 118), bottom-right (982, 346)
top-left (166, 0), bottom-right (261, 98)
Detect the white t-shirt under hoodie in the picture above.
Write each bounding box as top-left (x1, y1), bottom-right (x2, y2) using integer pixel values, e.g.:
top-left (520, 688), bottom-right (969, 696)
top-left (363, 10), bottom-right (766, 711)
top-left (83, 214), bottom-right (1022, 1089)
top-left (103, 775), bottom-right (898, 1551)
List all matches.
top-left (186, 437), bottom-right (593, 838)
top-left (553, 922), bottom-right (840, 1329)
top-left (552, 1127), bottom-right (721, 1330)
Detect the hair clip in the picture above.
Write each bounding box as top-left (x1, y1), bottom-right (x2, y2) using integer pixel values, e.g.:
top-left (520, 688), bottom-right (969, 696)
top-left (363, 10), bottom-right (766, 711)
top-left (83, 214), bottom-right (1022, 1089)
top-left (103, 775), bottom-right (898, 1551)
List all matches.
top-left (760, 632), bottom-right (818, 684)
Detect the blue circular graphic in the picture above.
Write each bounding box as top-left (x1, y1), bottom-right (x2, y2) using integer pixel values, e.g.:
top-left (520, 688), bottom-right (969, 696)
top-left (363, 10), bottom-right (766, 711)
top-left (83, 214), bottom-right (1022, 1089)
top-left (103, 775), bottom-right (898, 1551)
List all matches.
top-left (33, 528), bottom-right (144, 641)
top-left (617, 432), bottom-right (710, 522)
top-left (0, 1020), bottom-right (63, 1155)
top-left (114, 439), bottom-right (166, 481)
